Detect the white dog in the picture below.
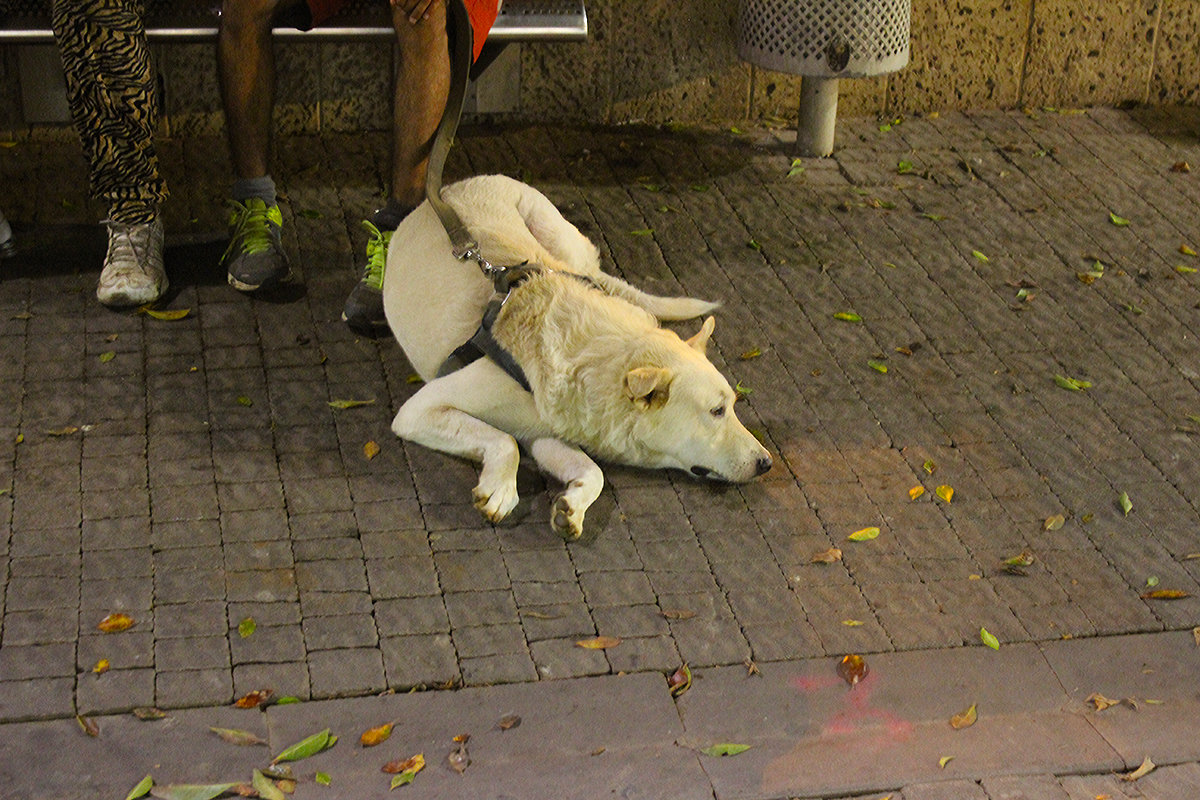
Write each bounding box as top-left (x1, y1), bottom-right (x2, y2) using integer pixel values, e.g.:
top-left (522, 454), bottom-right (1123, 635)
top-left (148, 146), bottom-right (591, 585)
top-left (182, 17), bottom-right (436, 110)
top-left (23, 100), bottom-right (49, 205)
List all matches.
top-left (383, 175), bottom-right (771, 539)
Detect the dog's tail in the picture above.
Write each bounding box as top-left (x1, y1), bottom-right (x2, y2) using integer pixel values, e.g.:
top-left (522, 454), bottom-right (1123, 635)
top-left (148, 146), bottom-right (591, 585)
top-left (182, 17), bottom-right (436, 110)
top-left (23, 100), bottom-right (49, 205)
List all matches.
top-left (592, 272), bottom-right (720, 321)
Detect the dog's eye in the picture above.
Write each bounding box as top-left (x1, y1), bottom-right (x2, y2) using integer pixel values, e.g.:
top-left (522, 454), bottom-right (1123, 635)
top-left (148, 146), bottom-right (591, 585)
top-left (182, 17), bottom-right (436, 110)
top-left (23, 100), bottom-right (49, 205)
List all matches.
top-left (710, 404), bottom-right (726, 418)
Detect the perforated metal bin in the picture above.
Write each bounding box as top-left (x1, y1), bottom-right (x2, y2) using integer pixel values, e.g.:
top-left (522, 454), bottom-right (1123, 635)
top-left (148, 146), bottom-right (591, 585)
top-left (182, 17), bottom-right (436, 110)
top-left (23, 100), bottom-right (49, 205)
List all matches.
top-left (738, 0), bottom-right (911, 156)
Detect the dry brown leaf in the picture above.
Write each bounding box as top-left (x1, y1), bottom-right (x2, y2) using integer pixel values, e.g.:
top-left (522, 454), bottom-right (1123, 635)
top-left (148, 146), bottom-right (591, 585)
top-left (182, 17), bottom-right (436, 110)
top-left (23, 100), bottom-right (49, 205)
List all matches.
top-left (661, 609), bottom-right (697, 620)
top-left (1087, 692), bottom-right (1119, 711)
top-left (447, 740), bottom-right (470, 775)
top-left (1140, 589), bottom-right (1191, 600)
top-left (211, 727), bottom-right (269, 746)
top-left (949, 703), bottom-right (977, 730)
top-left (233, 689), bottom-right (274, 709)
top-left (809, 547), bottom-right (843, 564)
top-left (836, 654), bottom-right (868, 688)
top-left (381, 754), bottom-right (425, 775)
top-left (360, 722), bottom-right (393, 747)
top-left (498, 715), bottom-right (521, 731)
top-left (1121, 756), bottom-right (1155, 781)
top-left (97, 612), bottom-right (135, 633)
top-left (1194, 626), bottom-right (1200, 647)
top-left (576, 635), bottom-right (621, 650)
top-left (76, 715), bottom-right (99, 737)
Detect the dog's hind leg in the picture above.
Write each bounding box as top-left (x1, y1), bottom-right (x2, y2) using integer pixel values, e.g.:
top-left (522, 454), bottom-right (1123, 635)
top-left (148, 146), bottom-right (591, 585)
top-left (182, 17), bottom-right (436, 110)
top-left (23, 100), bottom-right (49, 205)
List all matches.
top-left (529, 438), bottom-right (604, 541)
top-left (392, 363), bottom-right (538, 523)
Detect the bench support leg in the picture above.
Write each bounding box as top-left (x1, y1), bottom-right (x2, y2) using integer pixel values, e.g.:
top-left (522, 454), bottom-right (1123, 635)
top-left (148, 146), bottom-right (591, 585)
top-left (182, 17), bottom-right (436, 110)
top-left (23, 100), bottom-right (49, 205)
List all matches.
top-left (796, 76), bottom-right (838, 158)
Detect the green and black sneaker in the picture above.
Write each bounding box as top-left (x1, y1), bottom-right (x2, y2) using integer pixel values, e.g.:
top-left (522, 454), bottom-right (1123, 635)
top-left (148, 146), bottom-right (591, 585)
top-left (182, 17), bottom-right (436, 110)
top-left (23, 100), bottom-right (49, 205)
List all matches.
top-left (342, 219), bottom-right (392, 333)
top-left (223, 197), bottom-right (291, 292)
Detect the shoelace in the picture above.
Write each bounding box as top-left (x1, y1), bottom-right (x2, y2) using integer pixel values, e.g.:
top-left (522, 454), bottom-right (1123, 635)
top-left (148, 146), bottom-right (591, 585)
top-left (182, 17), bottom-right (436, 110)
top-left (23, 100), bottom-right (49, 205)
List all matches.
top-left (105, 220), bottom-right (155, 268)
top-left (222, 199), bottom-right (280, 263)
top-left (360, 220), bottom-right (393, 291)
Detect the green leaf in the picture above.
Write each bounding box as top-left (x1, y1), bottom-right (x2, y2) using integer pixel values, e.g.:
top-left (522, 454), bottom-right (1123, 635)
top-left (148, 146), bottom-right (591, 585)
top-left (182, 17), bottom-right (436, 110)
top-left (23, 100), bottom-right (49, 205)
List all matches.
top-left (209, 726), bottom-right (267, 746)
top-left (867, 359), bottom-right (889, 374)
top-left (273, 728), bottom-right (334, 764)
top-left (980, 627), bottom-right (1000, 650)
top-left (99, 351), bottom-right (116, 363)
top-left (274, 696), bottom-right (301, 705)
top-left (747, 238), bottom-right (761, 251)
top-left (297, 209), bottom-right (323, 219)
top-left (833, 311), bottom-right (862, 322)
top-left (1054, 374), bottom-right (1091, 392)
top-left (315, 773), bottom-right (331, 786)
top-left (252, 770), bottom-right (286, 800)
top-left (733, 380), bottom-right (752, 398)
top-left (629, 228), bottom-right (654, 236)
top-left (1176, 265), bottom-right (1197, 274)
top-left (1119, 491), bottom-right (1133, 516)
top-left (690, 184), bottom-right (710, 192)
top-left (787, 158), bottom-right (805, 178)
top-left (236, 395), bottom-right (253, 407)
top-left (700, 743), bottom-right (752, 757)
top-left (327, 398), bottom-right (376, 410)
top-left (124, 775), bottom-right (153, 800)
top-left (848, 526), bottom-right (881, 542)
top-left (972, 250), bottom-right (989, 262)
top-left (390, 773), bottom-right (415, 789)
top-left (922, 212), bottom-right (946, 221)
top-left (1147, 576), bottom-right (1160, 588)
top-left (148, 784), bottom-right (236, 800)
top-left (237, 617), bottom-right (256, 638)
top-left (1109, 212), bottom-right (1131, 226)
top-left (897, 160), bottom-right (914, 174)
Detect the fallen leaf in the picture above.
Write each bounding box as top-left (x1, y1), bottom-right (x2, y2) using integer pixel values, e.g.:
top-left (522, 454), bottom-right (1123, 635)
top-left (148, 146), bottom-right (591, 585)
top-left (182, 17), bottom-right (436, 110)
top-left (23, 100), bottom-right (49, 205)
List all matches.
top-left (123, 774), bottom-right (153, 800)
top-left (897, 159), bottom-right (914, 174)
top-left (744, 658), bottom-right (760, 676)
top-left (909, 486), bottom-right (925, 501)
top-left (273, 728), bottom-right (336, 763)
top-left (747, 238), bottom-right (762, 251)
top-left (132, 707), bottom-right (168, 721)
top-left (1054, 374), bottom-right (1092, 391)
top-left (1193, 626), bottom-right (1199, 647)
top-left (972, 250), bottom-right (989, 262)
top-left (77, 714), bottom-right (99, 737)
top-left (1119, 491), bottom-right (1133, 516)
top-left (787, 158), bottom-right (805, 178)
top-left (923, 459), bottom-right (936, 475)
top-left (842, 619), bottom-right (864, 626)
top-left (836, 654), bottom-right (869, 688)
top-left (1146, 576), bottom-right (1159, 588)
top-left (1177, 265), bottom-right (1198, 274)
top-left (1044, 514), bottom-right (1065, 531)
top-left (363, 440), bottom-right (381, 460)
top-left (700, 743), bottom-right (751, 757)
top-left (1121, 756), bottom-right (1155, 781)
top-left (98, 612), bottom-right (135, 633)
top-left (234, 689), bottom-right (273, 709)
top-left (661, 609), bottom-right (697, 620)
top-left (328, 398), bottom-right (376, 409)
top-left (848, 526), bottom-right (880, 542)
top-left (237, 617), bottom-right (256, 638)
top-left (1172, 161), bottom-right (1192, 173)
top-left (1140, 589), bottom-right (1190, 600)
top-left (739, 348), bottom-right (762, 360)
top-left (1109, 212), bottom-right (1131, 226)
top-left (867, 359), bottom-right (889, 374)
top-left (498, 715), bottom-right (521, 731)
top-left (210, 727), bottom-right (268, 746)
top-left (297, 209), bottom-right (323, 219)
top-left (360, 723), bottom-right (393, 747)
top-left (949, 703), bottom-right (977, 729)
top-left (980, 627), bottom-right (1000, 650)
top-left (142, 307), bottom-right (191, 321)
top-left (629, 228), bottom-right (654, 236)
top-left (1087, 692), bottom-right (1119, 711)
top-left (447, 739), bottom-right (470, 775)
top-left (236, 395), bottom-right (253, 407)
top-left (668, 664), bottom-right (692, 698)
top-left (251, 770), bottom-right (286, 800)
top-left (148, 784), bottom-right (237, 800)
top-left (46, 426), bottom-right (80, 437)
top-left (405, 374), bottom-right (423, 384)
top-left (939, 755), bottom-right (955, 769)
top-left (833, 311), bottom-right (862, 322)
top-left (733, 380), bottom-right (753, 398)
top-left (576, 636), bottom-right (621, 650)
top-left (935, 485), bottom-right (954, 503)
top-left (385, 753), bottom-right (425, 788)
top-left (99, 351), bottom-right (116, 363)
top-left (315, 773), bottom-right (331, 786)
top-left (809, 547), bottom-right (843, 564)
top-left (93, 659), bottom-right (110, 675)
top-left (1000, 549), bottom-right (1036, 575)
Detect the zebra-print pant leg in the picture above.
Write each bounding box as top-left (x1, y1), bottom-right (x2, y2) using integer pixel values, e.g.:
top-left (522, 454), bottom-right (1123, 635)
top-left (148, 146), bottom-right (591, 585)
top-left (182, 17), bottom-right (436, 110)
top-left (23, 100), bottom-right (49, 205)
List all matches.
top-left (51, 0), bottom-right (168, 224)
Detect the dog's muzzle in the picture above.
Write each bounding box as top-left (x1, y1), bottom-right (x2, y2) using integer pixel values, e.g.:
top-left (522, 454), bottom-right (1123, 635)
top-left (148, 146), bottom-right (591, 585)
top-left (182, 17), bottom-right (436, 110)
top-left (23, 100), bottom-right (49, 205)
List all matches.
top-left (691, 456), bottom-right (772, 479)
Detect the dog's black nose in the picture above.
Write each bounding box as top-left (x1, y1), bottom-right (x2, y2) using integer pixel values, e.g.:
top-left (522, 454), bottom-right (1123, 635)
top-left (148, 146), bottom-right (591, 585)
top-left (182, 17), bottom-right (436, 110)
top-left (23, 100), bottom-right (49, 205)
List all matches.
top-left (691, 465), bottom-right (711, 477)
top-left (755, 455), bottom-right (772, 475)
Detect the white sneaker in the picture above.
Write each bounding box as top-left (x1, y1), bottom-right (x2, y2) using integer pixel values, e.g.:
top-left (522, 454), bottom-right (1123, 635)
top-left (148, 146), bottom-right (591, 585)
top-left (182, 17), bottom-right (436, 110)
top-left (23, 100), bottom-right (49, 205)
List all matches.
top-left (0, 210), bottom-right (12, 256)
top-left (97, 218), bottom-right (168, 307)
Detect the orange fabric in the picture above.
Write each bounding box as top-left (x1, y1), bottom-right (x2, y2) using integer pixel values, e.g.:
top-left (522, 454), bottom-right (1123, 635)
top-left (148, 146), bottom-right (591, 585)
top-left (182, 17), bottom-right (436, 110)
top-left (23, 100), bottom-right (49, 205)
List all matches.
top-left (305, 0), bottom-right (498, 61)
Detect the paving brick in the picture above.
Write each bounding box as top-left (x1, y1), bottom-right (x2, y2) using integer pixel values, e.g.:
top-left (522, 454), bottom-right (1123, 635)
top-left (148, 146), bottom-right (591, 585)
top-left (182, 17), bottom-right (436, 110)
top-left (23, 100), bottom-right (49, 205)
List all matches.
top-left (435, 548), bottom-right (510, 592)
top-left (591, 605), bottom-right (671, 639)
top-left (2, 608), bottom-right (77, 646)
top-left (155, 668), bottom-right (235, 708)
top-left (229, 624), bottom-right (305, 665)
top-left (308, 647), bottom-right (386, 698)
top-left (294, 559), bottom-right (367, 593)
top-left (444, 589), bottom-right (519, 628)
top-left (519, 602), bottom-right (594, 642)
top-left (374, 596), bottom-right (449, 636)
top-left (232, 661), bottom-right (311, 700)
top-left (980, 773), bottom-right (1071, 800)
top-left (77, 631), bottom-right (154, 671)
top-left (460, 652), bottom-right (539, 686)
top-left (0, 642), bottom-right (76, 680)
top-left (529, 637), bottom-right (610, 680)
top-left (76, 666), bottom-right (155, 715)
top-left (379, 634), bottom-right (459, 689)
top-left (0, 677), bottom-right (75, 721)
top-left (579, 570), bottom-right (656, 607)
top-left (903, 779), bottom-right (988, 800)
top-left (452, 623), bottom-right (529, 659)
top-left (155, 636), bottom-right (230, 673)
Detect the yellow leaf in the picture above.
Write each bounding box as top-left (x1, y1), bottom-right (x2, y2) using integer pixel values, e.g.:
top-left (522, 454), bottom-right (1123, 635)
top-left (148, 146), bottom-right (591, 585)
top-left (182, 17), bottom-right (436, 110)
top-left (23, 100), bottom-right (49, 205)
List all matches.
top-left (939, 755), bottom-right (955, 769)
top-left (909, 486), bottom-right (925, 501)
top-left (1140, 589), bottom-right (1190, 600)
top-left (576, 636), bottom-right (621, 650)
top-left (949, 703), bottom-right (977, 729)
top-left (1043, 514), bottom-right (1065, 531)
top-left (1180, 243), bottom-right (1197, 257)
top-left (142, 307), bottom-right (191, 321)
top-left (93, 659), bottom-right (110, 675)
top-left (936, 485), bottom-right (954, 503)
top-left (842, 619), bottom-right (864, 627)
top-left (360, 723), bottom-right (393, 747)
top-left (363, 440), bottom-right (381, 460)
top-left (847, 526), bottom-right (880, 542)
top-left (97, 612), bottom-right (135, 633)
top-left (1087, 692), bottom-right (1119, 710)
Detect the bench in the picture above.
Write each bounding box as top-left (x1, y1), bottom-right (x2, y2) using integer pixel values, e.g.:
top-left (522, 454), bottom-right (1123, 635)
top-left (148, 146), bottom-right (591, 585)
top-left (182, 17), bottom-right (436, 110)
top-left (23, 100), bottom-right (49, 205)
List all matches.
top-left (0, 0), bottom-right (588, 44)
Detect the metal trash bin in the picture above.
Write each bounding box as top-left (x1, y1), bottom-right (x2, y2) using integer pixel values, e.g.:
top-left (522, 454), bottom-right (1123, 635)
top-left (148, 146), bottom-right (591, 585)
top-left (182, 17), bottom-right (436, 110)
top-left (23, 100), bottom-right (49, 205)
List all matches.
top-left (737, 0), bottom-right (910, 156)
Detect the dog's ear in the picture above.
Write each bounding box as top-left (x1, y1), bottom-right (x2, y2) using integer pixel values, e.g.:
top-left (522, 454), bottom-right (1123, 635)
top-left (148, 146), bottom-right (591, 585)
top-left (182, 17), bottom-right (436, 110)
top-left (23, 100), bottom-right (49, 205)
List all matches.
top-left (685, 316), bottom-right (716, 355)
top-left (624, 366), bottom-right (673, 409)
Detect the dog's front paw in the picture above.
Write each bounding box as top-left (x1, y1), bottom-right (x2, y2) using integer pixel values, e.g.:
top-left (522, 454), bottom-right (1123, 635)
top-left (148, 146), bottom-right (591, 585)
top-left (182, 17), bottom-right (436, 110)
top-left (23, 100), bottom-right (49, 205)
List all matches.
top-left (550, 493), bottom-right (584, 540)
top-left (473, 480), bottom-right (519, 523)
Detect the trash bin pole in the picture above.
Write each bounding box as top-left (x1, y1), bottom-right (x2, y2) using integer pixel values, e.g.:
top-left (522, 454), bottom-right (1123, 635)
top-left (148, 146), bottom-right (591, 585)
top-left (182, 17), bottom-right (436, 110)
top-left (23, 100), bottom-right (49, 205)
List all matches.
top-left (796, 76), bottom-right (838, 158)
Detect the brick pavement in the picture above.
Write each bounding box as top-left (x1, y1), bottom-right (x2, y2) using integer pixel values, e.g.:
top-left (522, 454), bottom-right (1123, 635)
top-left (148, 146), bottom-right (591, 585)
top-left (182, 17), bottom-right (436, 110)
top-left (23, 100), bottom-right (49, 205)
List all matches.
top-left (1, 106), bottom-right (1200, 797)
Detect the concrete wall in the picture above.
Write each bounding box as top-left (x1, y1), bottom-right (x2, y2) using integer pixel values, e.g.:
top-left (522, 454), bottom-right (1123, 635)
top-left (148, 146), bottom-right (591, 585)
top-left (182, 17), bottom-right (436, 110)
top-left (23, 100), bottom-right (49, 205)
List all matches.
top-left (2, 0), bottom-right (1197, 138)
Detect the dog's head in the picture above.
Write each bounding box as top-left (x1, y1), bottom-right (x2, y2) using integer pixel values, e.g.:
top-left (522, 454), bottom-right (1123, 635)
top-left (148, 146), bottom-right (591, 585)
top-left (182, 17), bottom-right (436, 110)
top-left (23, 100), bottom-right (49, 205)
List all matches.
top-left (621, 317), bottom-right (772, 482)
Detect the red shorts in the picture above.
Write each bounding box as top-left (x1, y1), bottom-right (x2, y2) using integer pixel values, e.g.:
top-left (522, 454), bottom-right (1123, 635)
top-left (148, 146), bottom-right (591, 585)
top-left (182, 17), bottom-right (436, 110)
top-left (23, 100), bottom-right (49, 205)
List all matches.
top-left (304, 0), bottom-right (498, 61)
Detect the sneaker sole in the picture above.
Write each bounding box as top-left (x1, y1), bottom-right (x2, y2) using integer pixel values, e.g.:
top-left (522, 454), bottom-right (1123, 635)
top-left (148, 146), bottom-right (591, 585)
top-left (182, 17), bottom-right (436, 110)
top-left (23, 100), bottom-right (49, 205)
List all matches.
top-left (228, 269), bottom-right (293, 293)
top-left (341, 310), bottom-right (390, 333)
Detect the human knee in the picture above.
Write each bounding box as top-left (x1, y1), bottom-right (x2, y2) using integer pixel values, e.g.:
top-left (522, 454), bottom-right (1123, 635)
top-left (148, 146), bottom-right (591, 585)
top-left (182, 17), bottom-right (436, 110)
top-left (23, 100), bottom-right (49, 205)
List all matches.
top-left (221, 0), bottom-right (287, 33)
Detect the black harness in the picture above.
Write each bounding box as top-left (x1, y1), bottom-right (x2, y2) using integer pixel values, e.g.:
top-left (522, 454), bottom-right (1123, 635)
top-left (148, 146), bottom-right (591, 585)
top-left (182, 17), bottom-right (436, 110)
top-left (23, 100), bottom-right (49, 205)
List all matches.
top-left (436, 264), bottom-right (540, 391)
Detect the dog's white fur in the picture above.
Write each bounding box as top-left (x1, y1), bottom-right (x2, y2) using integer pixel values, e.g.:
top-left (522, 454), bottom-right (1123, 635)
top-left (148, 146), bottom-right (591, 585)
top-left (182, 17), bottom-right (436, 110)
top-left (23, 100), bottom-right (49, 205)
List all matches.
top-left (384, 175), bottom-right (771, 538)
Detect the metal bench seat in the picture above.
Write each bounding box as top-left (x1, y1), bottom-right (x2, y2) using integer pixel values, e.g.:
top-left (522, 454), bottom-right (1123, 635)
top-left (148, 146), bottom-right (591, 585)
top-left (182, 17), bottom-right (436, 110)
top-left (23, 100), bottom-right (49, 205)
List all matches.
top-left (0, 0), bottom-right (587, 43)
